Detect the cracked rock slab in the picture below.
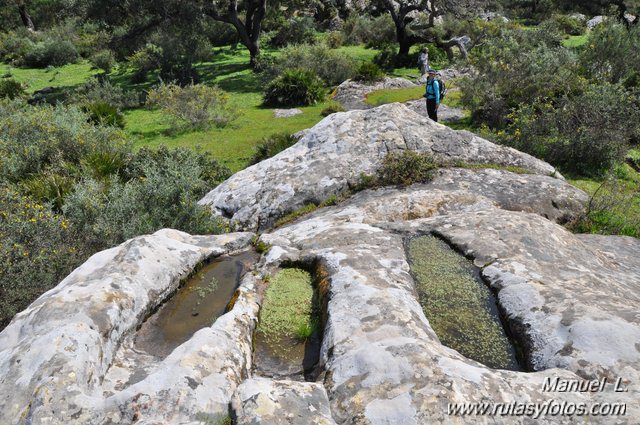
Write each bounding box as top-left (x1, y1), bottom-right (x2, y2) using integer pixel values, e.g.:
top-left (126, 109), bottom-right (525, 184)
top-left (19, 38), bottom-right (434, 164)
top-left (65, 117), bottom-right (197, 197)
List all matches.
top-left (199, 103), bottom-right (562, 231)
top-left (232, 378), bottom-right (337, 425)
top-left (0, 229), bottom-right (255, 425)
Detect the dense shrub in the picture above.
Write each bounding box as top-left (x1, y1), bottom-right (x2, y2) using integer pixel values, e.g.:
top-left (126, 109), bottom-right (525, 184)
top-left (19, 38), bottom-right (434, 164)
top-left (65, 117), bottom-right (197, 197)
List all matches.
top-left (127, 43), bottom-right (163, 82)
top-left (263, 68), bottom-right (326, 107)
top-left (353, 62), bottom-right (385, 83)
top-left (267, 17), bottom-right (317, 48)
top-left (0, 186), bottom-right (89, 329)
top-left (459, 25), bottom-right (579, 129)
top-left (0, 100), bottom-right (231, 330)
top-left (377, 150), bottom-right (438, 186)
top-left (249, 133), bottom-right (298, 165)
top-left (0, 29), bottom-right (36, 64)
top-left (84, 102), bottom-right (126, 128)
top-left (342, 15), bottom-right (396, 48)
top-left (263, 43), bottom-right (357, 86)
top-left (580, 22), bottom-right (640, 85)
top-left (321, 101), bottom-right (346, 116)
top-left (90, 49), bottom-right (116, 72)
top-left (324, 31), bottom-right (345, 49)
top-left (146, 82), bottom-right (237, 131)
top-left (64, 149), bottom-right (228, 250)
top-left (23, 39), bottom-right (79, 68)
top-left (549, 14), bottom-right (585, 36)
top-left (500, 85), bottom-right (640, 175)
top-left (373, 44), bottom-right (419, 70)
top-left (0, 79), bottom-right (26, 100)
top-left (0, 100), bottom-right (130, 186)
top-left (74, 78), bottom-right (142, 110)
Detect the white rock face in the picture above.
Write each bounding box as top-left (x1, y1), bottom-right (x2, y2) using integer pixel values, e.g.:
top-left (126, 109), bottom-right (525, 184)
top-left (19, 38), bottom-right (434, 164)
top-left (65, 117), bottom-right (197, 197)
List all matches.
top-left (257, 179), bottom-right (639, 424)
top-left (0, 230), bottom-right (255, 424)
top-left (199, 103), bottom-right (561, 231)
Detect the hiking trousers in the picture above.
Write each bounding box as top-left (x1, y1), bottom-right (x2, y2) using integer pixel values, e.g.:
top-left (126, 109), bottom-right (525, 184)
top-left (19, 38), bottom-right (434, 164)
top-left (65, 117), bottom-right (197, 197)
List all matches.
top-left (426, 99), bottom-right (438, 122)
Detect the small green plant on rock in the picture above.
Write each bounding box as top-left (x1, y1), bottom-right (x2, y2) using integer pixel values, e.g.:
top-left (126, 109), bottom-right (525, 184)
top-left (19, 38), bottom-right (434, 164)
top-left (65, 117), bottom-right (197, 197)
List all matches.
top-left (249, 133), bottom-right (298, 165)
top-left (358, 151), bottom-right (438, 189)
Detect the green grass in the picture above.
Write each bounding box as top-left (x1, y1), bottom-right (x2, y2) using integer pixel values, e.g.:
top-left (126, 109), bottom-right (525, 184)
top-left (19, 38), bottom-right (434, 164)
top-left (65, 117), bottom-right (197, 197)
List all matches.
top-left (0, 61), bottom-right (100, 93)
top-left (568, 163), bottom-right (640, 238)
top-left (365, 85), bottom-right (424, 106)
top-left (562, 34), bottom-right (588, 49)
top-left (258, 268), bottom-right (317, 342)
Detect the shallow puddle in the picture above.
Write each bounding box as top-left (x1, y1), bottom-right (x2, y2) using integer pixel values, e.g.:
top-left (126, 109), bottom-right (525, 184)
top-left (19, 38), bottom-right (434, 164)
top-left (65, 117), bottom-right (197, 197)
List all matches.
top-left (253, 268), bottom-right (322, 381)
top-left (407, 235), bottom-right (522, 370)
top-left (134, 250), bottom-right (258, 358)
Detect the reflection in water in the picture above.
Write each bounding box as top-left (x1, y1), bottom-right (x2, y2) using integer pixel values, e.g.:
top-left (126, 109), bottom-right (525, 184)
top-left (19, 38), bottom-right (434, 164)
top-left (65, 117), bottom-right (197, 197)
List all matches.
top-left (134, 250), bottom-right (257, 358)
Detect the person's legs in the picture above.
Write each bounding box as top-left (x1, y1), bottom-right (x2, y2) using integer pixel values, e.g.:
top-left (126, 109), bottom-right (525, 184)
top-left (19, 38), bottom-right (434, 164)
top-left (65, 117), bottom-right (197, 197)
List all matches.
top-left (426, 99), bottom-right (438, 122)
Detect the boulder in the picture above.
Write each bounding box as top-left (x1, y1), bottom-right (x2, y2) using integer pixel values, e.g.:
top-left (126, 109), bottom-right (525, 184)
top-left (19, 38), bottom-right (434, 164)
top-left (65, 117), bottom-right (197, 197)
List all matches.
top-left (274, 108), bottom-right (303, 118)
top-left (587, 15), bottom-right (605, 29)
top-left (0, 230), bottom-right (255, 424)
top-left (199, 103), bottom-right (563, 231)
top-left (257, 181), bottom-right (638, 423)
top-left (404, 98), bottom-right (466, 123)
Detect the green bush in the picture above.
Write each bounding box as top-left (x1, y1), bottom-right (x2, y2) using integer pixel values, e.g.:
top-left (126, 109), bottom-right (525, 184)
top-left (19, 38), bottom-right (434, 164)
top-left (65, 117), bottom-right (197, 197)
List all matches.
top-left (580, 22), bottom-right (640, 85)
top-left (263, 68), bottom-right (326, 107)
top-left (23, 39), bottom-right (79, 68)
top-left (377, 150), bottom-right (438, 186)
top-left (250, 133), bottom-right (298, 165)
top-left (342, 15), bottom-right (396, 48)
top-left (0, 100), bottom-right (131, 186)
top-left (353, 62), bottom-right (385, 83)
top-left (324, 31), bottom-right (345, 49)
top-left (0, 29), bottom-right (36, 64)
top-left (90, 49), bottom-right (116, 72)
top-left (63, 150), bottom-right (228, 250)
top-left (263, 43), bottom-right (357, 86)
top-left (459, 25), bottom-right (579, 129)
top-left (74, 77), bottom-right (141, 110)
top-left (146, 82), bottom-right (237, 131)
top-left (549, 14), bottom-right (585, 36)
top-left (0, 79), bottom-right (25, 100)
top-left (321, 101), bottom-right (346, 116)
top-left (373, 44), bottom-right (417, 70)
top-left (127, 43), bottom-right (163, 82)
top-left (267, 17), bottom-right (317, 48)
top-left (358, 151), bottom-right (438, 189)
top-left (501, 85), bottom-right (640, 176)
top-left (0, 186), bottom-right (89, 329)
top-left (83, 102), bottom-right (125, 128)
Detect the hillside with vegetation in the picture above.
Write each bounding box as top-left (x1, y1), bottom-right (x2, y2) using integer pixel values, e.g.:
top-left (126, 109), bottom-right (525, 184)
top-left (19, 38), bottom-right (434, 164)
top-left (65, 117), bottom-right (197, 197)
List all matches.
top-left (1, 0), bottom-right (639, 331)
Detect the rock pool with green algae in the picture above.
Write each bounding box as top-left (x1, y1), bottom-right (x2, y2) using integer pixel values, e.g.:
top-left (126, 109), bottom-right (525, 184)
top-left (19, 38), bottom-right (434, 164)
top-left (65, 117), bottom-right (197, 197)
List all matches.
top-left (407, 235), bottom-right (520, 370)
top-left (254, 268), bottom-right (321, 379)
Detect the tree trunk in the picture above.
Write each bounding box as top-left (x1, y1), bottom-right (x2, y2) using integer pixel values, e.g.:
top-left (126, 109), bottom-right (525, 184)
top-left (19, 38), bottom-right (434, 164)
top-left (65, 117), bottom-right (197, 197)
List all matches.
top-left (248, 43), bottom-right (260, 68)
top-left (18, 4), bottom-right (35, 31)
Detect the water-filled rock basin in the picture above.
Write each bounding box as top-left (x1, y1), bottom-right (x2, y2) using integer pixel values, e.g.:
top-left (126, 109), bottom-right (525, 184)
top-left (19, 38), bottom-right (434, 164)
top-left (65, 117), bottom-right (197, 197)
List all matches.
top-left (407, 235), bottom-right (522, 370)
top-left (134, 249), bottom-right (258, 358)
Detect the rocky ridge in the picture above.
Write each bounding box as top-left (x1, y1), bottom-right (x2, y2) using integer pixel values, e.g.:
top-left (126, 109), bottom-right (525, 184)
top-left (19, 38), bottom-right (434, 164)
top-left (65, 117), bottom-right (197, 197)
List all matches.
top-left (1, 103), bottom-right (638, 424)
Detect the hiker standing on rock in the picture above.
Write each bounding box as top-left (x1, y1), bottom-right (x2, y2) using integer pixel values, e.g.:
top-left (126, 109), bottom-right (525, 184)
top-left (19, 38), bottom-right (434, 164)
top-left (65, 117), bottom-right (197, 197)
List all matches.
top-left (418, 48), bottom-right (429, 75)
top-left (425, 68), bottom-right (440, 122)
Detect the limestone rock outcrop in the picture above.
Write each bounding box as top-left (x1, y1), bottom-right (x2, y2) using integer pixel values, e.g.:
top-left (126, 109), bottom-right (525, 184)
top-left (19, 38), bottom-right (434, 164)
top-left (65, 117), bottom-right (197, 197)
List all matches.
top-left (331, 77), bottom-right (415, 110)
top-left (2, 102), bottom-right (638, 425)
top-left (199, 103), bottom-right (563, 231)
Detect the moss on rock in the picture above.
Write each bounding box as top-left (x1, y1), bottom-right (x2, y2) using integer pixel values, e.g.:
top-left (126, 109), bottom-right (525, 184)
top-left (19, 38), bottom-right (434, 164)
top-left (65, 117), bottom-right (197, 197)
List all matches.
top-left (408, 235), bottom-right (516, 370)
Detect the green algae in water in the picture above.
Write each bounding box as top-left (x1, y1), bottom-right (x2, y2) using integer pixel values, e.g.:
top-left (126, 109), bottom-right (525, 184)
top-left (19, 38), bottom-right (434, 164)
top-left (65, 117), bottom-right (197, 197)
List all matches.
top-left (408, 235), bottom-right (519, 370)
top-left (254, 268), bottom-right (321, 379)
top-left (258, 268), bottom-right (316, 351)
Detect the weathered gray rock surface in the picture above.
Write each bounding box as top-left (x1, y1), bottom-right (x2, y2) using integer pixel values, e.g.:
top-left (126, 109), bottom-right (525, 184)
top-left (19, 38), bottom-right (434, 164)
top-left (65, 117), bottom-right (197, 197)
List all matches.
top-left (199, 103), bottom-right (562, 231)
top-left (233, 378), bottom-right (337, 425)
top-left (258, 179), bottom-right (638, 424)
top-left (274, 108), bottom-right (303, 118)
top-left (0, 229), bottom-right (255, 424)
